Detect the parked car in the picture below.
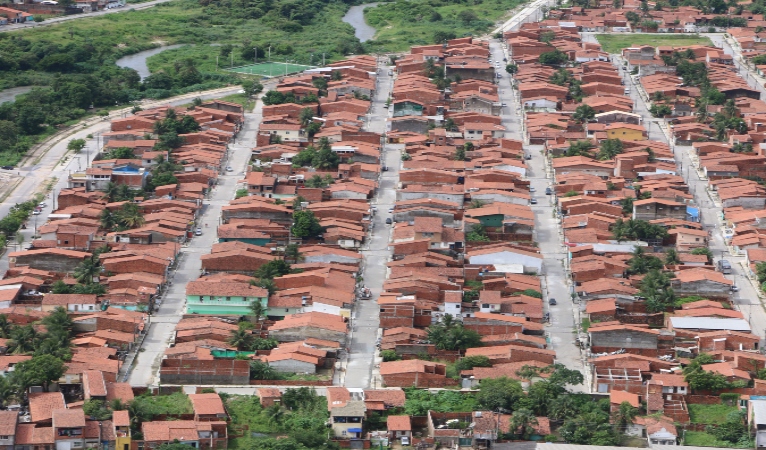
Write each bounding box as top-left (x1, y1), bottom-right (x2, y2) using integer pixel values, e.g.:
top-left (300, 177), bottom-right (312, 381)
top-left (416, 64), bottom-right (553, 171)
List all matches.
top-left (401, 437), bottom-right (410, 446)
top-left (32, 210), bottom-right (40, 215)
top-left (38, 202), bottom-right (46, 208)
top-left (226, 166), bottom-right (233, 172)
top-left (195, 227), bottom-right (202, 236)
top-left (548, 298), bottom-right (557, 305)
top-left (530, 198), bottom-right (537, 204)
top-left (525, 154), bottom-right (531, 160)
top-left (529, 187), bottom-right (535, 192)
top-left (382, 166), bottom-right (388, 171)
top-left (385, 218), bottom-right (392, 224)
top-left (1, 166), bottom-right (14, 170)
top-left (545, 187), bottom-right (553, 195)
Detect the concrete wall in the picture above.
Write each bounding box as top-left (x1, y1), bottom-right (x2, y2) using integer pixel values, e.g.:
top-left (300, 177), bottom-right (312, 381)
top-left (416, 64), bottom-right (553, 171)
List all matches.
top-left (397, 192), bottom-right (464, 204)
top-left (270, 327), bottom-right (347, 344)
top-left (590, 329), bottom-right (658, 349)
top-left (269, 359), bottom-right (316, 374)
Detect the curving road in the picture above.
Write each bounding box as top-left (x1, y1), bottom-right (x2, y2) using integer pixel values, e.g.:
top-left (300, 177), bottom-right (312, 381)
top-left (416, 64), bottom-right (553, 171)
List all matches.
top-left (0, 0), bottom-right (174, 33)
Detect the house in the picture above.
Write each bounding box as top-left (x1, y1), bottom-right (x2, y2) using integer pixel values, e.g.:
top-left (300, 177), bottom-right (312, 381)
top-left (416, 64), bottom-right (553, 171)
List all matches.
top-left (670, 268), bottom-right (734, 296)
top-left (52, 409), bottom-right (86, 450)
top-left (0, 411), bottom-right (17, 450)
top-left (257, 388), bottom-right (282, 407)
top-left (185, 280), bottom-right (269, 315)
top-left (29, 392), bottom-right (66, 424)
top-left (387, 416), bottom-right (412, 442)
top-left (363, 389), bottom-right (406, 412)
top-left (633, 199), bottom-right (687, 222)
top-left (379, 359), bottom-right (457, 388)
top-left (41, 294), bottom-right (99, 313)
top-left (141, 420), bottom-right (228, 450)
top-left (605, 123), bottom-right (646, 140)
top-left (189, 393), bottom-right (228, 421)
top-left (630, 416), bottom-right (678, 446)
top-left (327, 387), bottom-right (365, 439)
top-left (466, 245), bottom-right (543, 273)
top-left (8, 249), bottom-right (91, 273)
top-left (244, 172), bottom-right (277, 197)
top-left (267, 312), bottom-right (348, 344)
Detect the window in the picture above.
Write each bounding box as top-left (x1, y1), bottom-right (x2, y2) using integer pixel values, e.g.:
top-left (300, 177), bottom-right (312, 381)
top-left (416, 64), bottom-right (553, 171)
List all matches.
top-left (342, 431), bottom-right (347, 436)
top-left (64, 240), bottom-right (69, 245)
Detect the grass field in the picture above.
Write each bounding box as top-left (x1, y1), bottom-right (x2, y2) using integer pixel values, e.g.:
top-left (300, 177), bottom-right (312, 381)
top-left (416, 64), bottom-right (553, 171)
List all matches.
top-left (595, 34), bottom-right (714, 54)
top-left (688, 403), bottom-right (739, 425)
top-left (227, 62), bottom-right (314, 77)
top-left (684, 431), bottom-right (752, 448)
top-left (363, 0), bottom-right (526, 52)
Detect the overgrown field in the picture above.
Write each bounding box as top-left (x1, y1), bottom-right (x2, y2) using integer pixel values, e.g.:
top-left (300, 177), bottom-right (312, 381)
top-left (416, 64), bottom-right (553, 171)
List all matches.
top-left (364, 0), bottom-right (525, 51)
top-left (595, 33), bottom-right (713, 54)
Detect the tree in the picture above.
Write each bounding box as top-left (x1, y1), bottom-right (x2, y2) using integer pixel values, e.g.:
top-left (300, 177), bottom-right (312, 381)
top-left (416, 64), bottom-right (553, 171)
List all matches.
top-left (83, 399), bottom-right (113, 420)
top-left (626, 246), bottom-right (663, 275)
top-left (596, 139), bottom-right (623, 160)
top-left (665, 249), bottom-right (681, 266)
top-left (508, 409), bottom-right (538, 440)
top-left (457, 10), bottom-right (478, 24)
top-left (381, 350), bottom-right (401, 362)
top-left (650, 104), bottom-right (672, 117)
top-left (73, 257), bottom-right (100, 284)
top-left (7, 325), bottom-right (37, 355)
top-left (466, 223), bottom-right (491, 242)
top-left (476, 377), bottom-right (524, 411)
top-left (692, 247), bottom-right (714, 263)
top-left (426, 316), bottom-right (482, 351)
top-left (539, 50), bottom-right (568, 66)
top-left (433, 30), bottom-right (457, 45)
top-left (14, 355), bottom-right (66, 392)
top-left (446, 355), bottom-right (492, 379)
top-left (67, 138), bottom-right (86, 154)
top-left (291, 210), bottom-right (324, 239)
top-left (626, 10), bottom-right (640, 24)
top-left (505, 64), bottom-right (519, 75)
top-left (249, 301), bottom-right (267, 322)
top-left (572, 105), bottom-right (595, 123)
top-left (284, 243), bottom-right (303, 263)
top-left (612, 401), bottom-right (637, 430)
top-left (298, 107), bottom-right (314, 127)
top-left (254, 259), bottom-right (292, 280)
top-left (454, 145), bottom-right (466, 161)
top-left (282, 387), bottom-right (322, 410)
top-left (250, 360), bottom-right (280, 380)
top-left (252, 278), bottom-right (277, 296)
top-left (229, 328), bottom-right (255, 350)
top-left (242, 79), bottom-right (264, 98)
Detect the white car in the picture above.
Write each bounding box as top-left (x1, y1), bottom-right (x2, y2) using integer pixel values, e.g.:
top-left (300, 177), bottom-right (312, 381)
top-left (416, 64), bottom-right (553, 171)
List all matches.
top-left (226, 166), bottom-right (233, 172)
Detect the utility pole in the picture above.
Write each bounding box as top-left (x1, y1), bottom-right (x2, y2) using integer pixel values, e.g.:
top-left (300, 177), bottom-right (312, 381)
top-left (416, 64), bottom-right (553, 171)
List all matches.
top-left (268, 46), bottom-right (271, 61)
top-left (322, 53), bottom-right (326, 66)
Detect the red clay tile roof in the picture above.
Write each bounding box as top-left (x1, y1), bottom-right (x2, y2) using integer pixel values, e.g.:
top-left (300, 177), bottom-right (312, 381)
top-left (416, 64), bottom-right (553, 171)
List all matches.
top-left (189, 393), bottom-right (226, 416)
top-left (610, 390), bottom-right (640, 407)
top-left (113, 410), bottom-right (130, 427)
top-left (0, 411), bottom-right (17, 436)
top-left (14, 424), bottom-right (54, 445)
top-left (28, 392), bottom-right (65, 423)
top-left (387, 415), bottom-right (411, 431)
top-left (53, 409), bottom-right (86, 428)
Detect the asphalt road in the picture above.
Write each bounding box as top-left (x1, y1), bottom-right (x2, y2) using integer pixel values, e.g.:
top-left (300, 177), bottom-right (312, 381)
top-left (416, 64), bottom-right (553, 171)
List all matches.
top-left (0, 0), bottom-right (173, 33)
top-left (611, 51), bottom-right (766, 339)
top-left (343, 58), bottom-right (394, 389)
top-left (126, 91), bottom-right (267, 386)
top-left (492, 41), bottom-right (589, 391)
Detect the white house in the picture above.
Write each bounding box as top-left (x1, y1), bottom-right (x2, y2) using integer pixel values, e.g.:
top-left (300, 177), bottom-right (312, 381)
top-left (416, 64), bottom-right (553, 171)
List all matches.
top-left (467, 245), bottom-right (543, 273)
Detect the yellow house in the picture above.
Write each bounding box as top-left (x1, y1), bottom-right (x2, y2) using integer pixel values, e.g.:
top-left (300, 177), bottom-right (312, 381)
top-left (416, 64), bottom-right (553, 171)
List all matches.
top-left (605, 123), bottom-right (646, 141)
top-left (113, 410), bottom-right (132, 450)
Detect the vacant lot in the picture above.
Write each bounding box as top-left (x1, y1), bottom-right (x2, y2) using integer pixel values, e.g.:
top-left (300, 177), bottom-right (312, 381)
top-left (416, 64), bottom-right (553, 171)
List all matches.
top-left (688, 403), bottom-right (738, 425)
top-left (596, 34), bottom-right (713, 54)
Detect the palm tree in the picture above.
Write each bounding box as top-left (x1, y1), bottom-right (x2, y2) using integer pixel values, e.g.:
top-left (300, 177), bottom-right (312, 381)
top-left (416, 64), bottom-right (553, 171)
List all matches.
top-left (115, 203), bottom-right (145, 229)
top-left (7, 325), bottom-right (37, 355)
top-left (665, 249), bottom-right (681, 266)
top-left (252, 279), bottom-right (277, 296)
top-left (228, 329), bottom-right (254, 350)
top-left (0, 314), bottom-right (11, 338)
top-left (509, 409), bottom-right (538, 440)
top-left (74, 258), bottom-right (101, 284)
top-left (99, 209), bottom-right (115, 231)
top-left (103, 182), bottom-right (119, 202)
top-left (265, 404), bottom-right (284, 426)
top-left (298, 108), bottom-right (314, 127)
top-left (284, 244), bottom-right (303, 263)
top-left (249, 301), bottom-right (267, 323)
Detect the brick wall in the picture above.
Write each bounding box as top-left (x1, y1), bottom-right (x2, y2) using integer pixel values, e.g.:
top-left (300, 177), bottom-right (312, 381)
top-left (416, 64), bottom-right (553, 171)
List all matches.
top-left (159, 358), bottom-right (249, 385)
top-left (381, 373), bottom-right (458, 388)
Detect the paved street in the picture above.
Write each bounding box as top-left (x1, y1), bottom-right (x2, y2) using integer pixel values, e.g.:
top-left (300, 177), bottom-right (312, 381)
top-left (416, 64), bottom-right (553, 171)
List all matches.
top-left (0, 87), bottom-right (248, 278)
top-left (126, 94), bottom-right (265, 386)
top-left (343, 59), bottom-right (395, 389)
top-left (491, 41), bottom-right (588, 388)
top-left (0, 0), bottom-right (174, 34)
top-left (608, 51), bottom-right (766, 337)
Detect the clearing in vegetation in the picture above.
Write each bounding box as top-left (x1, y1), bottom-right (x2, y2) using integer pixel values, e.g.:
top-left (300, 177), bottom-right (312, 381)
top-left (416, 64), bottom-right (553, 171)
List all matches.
top-left (595, 34), bottom-right (714, 54)
top-left (227, 62), bottom-right (316, 77)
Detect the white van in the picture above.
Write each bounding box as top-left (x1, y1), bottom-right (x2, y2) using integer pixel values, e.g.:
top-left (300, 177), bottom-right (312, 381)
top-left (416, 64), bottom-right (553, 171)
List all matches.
top-left (624, 88), bottom-right (631, 94)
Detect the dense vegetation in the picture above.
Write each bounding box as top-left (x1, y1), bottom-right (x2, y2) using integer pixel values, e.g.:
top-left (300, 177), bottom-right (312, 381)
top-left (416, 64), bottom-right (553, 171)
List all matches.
top-left (363, 0), bottom-right (525, 51)
top-left (0, 0), bottom-right (364, 166)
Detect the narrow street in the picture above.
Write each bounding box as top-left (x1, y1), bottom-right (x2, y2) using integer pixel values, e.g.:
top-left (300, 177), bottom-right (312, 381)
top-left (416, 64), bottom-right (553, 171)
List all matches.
top-left (491, 40), bottom-right (588, 387)
top-left (0, 87), bottom-right (247, 278)
top-left (126, 92), bottom-right (267, 385)
top-left (610, 52), bottom-right (766, 336)
top-left (343, 59), bottom-right (395, 389)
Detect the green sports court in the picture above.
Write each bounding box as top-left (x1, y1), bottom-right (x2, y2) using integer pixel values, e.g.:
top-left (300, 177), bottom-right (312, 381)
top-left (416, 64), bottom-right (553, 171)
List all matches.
top-left (226, 62), bottom-right (316, 77)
